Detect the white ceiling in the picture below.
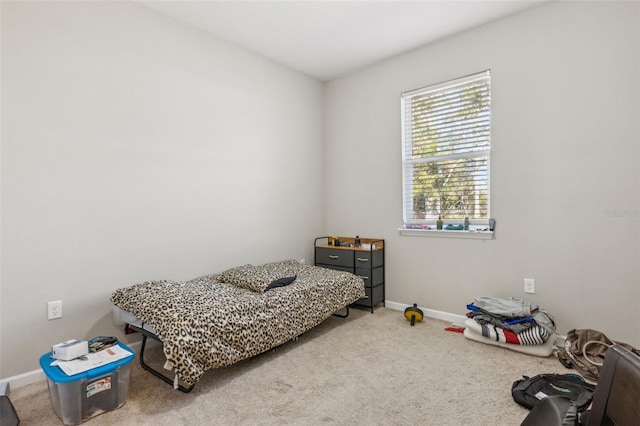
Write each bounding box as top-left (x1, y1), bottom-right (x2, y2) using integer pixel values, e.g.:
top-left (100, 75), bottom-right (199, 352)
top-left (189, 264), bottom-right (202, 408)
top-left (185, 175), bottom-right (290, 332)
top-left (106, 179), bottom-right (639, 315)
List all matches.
top-left (140, 0), bottom-right (547, 81)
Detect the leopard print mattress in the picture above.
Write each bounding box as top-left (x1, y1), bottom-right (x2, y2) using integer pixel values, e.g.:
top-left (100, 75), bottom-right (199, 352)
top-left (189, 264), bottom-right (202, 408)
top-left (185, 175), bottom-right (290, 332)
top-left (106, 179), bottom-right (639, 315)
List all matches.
top-left (110, 260), bottom-right (365, 386)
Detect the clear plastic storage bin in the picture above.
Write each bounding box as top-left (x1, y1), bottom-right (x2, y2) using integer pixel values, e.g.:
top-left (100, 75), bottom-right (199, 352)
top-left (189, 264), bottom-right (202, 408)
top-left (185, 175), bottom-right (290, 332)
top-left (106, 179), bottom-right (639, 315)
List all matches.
top-left (39, 343), bottom-right (135, 425)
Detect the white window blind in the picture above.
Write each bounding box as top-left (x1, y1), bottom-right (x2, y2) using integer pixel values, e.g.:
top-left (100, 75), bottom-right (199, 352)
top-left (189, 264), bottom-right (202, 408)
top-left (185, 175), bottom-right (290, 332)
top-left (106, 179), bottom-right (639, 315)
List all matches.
top-left (401, 70), bottom-right (491, 226)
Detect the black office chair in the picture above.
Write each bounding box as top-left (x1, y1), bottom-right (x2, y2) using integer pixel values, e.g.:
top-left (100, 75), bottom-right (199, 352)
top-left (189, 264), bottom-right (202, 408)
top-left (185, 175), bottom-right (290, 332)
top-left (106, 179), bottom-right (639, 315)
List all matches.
top-left (521, 344), bottom-right (640, 426)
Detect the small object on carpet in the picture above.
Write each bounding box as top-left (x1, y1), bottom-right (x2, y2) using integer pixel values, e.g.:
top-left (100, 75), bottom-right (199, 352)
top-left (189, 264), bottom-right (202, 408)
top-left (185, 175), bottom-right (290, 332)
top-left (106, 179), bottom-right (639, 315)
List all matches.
top-left (404, 303), bottom-right (423, 326)
top-left (445, 326), bottom-right (465, 333)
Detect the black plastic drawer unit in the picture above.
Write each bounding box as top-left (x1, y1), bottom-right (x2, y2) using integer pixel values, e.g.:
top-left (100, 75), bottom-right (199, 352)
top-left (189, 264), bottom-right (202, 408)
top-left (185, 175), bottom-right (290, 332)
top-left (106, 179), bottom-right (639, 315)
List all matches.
top-left (314, 236), bottom-right (385, 313)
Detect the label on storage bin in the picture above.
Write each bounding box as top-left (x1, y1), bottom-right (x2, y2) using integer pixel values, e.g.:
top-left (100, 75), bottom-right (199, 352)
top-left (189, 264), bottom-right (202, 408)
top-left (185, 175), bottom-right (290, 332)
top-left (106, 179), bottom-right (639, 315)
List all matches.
top-left (87, 377), bottom-right (112, 398)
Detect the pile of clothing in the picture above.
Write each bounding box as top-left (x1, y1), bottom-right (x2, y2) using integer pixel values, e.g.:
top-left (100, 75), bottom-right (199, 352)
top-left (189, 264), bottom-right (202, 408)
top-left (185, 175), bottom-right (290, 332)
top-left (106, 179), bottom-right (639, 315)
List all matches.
top-left (463, 296), bottom-right (556, 357)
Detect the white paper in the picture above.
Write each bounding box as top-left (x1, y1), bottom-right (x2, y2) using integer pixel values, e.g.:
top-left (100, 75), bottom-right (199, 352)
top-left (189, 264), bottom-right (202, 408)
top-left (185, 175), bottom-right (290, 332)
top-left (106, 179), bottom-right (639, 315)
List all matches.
top-left (51, 345), bottom-right (133, 376)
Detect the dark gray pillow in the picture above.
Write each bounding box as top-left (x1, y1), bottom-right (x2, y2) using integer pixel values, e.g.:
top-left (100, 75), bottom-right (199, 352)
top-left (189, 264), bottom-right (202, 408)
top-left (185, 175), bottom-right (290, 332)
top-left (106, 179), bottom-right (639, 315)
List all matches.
top-left (266, 276), bottom-right (297, 291)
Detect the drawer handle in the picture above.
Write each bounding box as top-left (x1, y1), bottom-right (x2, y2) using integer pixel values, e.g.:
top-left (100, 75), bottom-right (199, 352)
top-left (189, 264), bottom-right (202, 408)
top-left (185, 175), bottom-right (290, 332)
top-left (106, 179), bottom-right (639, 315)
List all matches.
top-left (358, 275), bottom-right (369, 280)
top-left (357, 258), bottom-right (369, 262)
top-left (329, 255), bottom-right (339, 259)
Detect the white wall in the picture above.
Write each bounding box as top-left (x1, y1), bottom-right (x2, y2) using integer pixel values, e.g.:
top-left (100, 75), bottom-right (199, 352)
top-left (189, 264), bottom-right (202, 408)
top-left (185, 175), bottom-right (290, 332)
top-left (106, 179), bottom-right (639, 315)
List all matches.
top-left (324, 1), bottom-right (640, 345)
top-left (1, 1), bottom-right (324, 378)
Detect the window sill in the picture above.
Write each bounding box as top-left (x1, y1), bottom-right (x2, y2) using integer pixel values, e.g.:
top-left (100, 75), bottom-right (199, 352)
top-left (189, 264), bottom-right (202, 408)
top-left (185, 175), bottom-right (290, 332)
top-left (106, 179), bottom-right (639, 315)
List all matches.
top-left (398, 228), bottom-right (494, 240)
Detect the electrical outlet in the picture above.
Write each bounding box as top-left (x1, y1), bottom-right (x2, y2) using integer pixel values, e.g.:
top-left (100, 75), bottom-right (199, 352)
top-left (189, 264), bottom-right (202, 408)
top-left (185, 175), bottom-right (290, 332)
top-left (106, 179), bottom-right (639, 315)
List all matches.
top-left (524, 279), bottom-right (535, 294)
top-left (299, 258), bottom-right (306, 264)
top-left (48, 300), bottom-right (62, 320)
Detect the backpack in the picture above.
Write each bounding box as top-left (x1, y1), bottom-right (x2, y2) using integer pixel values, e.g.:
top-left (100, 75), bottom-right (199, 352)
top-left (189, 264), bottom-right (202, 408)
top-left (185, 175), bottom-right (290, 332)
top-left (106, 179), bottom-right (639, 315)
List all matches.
top-left (511, 373), bottom-right (596, 411)
top-left (558, 328), bottom-right (640, 382)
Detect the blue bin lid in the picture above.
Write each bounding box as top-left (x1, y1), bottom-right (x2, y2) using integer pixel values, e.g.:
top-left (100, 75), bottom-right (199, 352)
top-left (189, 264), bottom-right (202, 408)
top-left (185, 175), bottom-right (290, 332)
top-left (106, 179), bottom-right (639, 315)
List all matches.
top-left (40, 342), bottom-right (135, 383)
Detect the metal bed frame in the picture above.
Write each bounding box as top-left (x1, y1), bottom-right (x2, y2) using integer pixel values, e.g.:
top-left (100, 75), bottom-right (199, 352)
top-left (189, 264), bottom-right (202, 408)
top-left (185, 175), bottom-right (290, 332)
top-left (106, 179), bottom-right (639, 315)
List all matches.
top-left (125, 305), bottom-right (351, 393)
top-left (127, 324), bottom-right (196, 393)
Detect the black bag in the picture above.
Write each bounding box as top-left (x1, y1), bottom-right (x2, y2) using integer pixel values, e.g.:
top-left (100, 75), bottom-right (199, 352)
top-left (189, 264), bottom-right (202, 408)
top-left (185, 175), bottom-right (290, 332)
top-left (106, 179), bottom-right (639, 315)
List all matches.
top-left (512, 373), bottom-right (596, 411)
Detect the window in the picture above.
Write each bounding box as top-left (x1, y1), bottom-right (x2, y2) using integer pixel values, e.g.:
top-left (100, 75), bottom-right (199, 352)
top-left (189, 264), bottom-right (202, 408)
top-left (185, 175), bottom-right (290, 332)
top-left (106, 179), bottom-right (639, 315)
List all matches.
top-left (401, 70), bottom-right (491, 232)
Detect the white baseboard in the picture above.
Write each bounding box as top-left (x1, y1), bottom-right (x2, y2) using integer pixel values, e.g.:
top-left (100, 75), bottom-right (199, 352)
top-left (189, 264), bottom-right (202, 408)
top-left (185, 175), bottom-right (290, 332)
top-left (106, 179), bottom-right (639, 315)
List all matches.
top-left (0, 369), bottom-right (46, 390)
top-left (384, 300), bottom-right (467, 326)
top-left (0, 340), bottom-right (142, 390)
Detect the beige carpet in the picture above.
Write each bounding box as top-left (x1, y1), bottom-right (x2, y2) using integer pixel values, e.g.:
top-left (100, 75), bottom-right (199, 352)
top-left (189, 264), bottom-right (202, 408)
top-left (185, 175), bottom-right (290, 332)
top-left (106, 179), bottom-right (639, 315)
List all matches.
top-left (10, 307), bottom-right (568, 425)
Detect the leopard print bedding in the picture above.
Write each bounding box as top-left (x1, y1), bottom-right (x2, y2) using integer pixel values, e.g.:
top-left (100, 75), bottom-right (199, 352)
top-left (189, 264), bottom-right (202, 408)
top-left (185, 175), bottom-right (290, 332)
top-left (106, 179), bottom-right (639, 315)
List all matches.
top-left (110, 260), bottom-right (365, 386)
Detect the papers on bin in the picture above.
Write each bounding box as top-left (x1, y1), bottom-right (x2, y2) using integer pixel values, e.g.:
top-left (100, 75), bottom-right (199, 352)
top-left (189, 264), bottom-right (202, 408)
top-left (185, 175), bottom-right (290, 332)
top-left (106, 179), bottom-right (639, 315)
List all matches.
top-left (50, 344), bottom-right (133, 376)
